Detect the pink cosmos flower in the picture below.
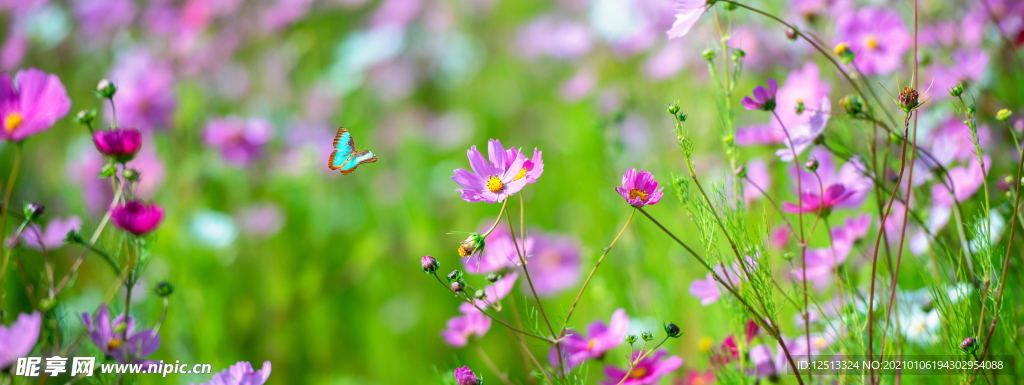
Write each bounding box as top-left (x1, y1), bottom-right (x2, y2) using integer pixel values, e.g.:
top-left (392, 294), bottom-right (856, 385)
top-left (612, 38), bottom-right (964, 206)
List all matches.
top-left (602, 349), bottom-right (683, 385)
top-left (774, 96), bottom-right (831, 162)
top-left (22, 216), bottom-right (81, 251)
top-left (452, 139), bottom-right (529, 204)
top-left (616, 168), bottom-right (664, 207)
top-left (927, 49), bottom-right (988, 100)
top-left (82, 304), bottom-right (160, 364)
top-left (749, 342), bottom-right (789, 379)
top-left (666, 0), bottom-right (708, 39)
top-left (835, 7), bottom-right (911, 75)
top-left (790, 215), bottom-right (871, 289)
top-left (525, 232), bottom-right (580, 296)
top-left (112, 201), bottom-right (165, 235)
top-left (517, 17), bottom-right (593, 61)
top-left (203, 116), bottom-right (275, 167)
top-left (0, 311), bottom-right (41, 369)
top-left (680, 370), bottom-right (715, 385)
top-left (737, 64), bottom-right (830, 147)
top-left (552, 309), bottom-right (629, 369)
top-left (193, 361), bottom-right (271, 385)
top-left (0, 68), bottom-right (71, 142)
top-left (94, 128), bottom-right (143, 162)
top-left (441, 302), bottom-right (492, 347)
top-left (932, 155), bottom-right (990, 207)
top-left (74, 0), bottom-right (136, 39)
top-left (454, 366), bottom-right (480, 385)
top-left (688, 257), bottom-right (755, 305)
top-left (504, 146), bottom-right (544, 183)
top-left (741, 79), bottom-right (779, 111)
top-left (782, 149), bottom-right (871, 213)
top-left (742, 159), bottom-right (771, 206)
top-left (109, 49), bottom-right (177, 131)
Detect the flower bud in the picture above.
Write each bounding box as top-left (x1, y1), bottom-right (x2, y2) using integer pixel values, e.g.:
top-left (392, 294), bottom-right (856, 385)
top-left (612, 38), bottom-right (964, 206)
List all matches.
top-left (897, 87), bottom-right (920, 112)
top-left (782, 252), bottom-right (794, 261)
top-left (734, 166), bottom-right (746, 178)
top-left (38, 297), bottom-right (56, 312)
top-left (677, 112), bottom-right (688, 122)
top-left (839, 94), bottom-right (864, 116)
top-left (486, 273), bottom-right (500, 283)
top-left (722, 1), bottom-right (737, 11)
top-left (667, 103), bottom-right (680, 115)
top-left (447, 269), bottom-right (463, 283)
top-left (123, 168), bottom-right (140, 181)
top-left (24, 202), bottom-right (44, 221)
top-left (99, 163), bottom-right (117, 178)
top-left (664, 322), bottom-right (682, 338)
top-left (625, 334), bottom-right (638, 344)
top-left (458, 233), bottom-right (485, 257)
top-left (153, 281), bottom-right (175, 297)
top-left (997, 109), bottom-right (1012, 121)
top-left (74, 109), bottom-right (97, 126)
top-left (451, 280), bottom-right (466, 293)
top-left (785, 27), bottom-right (798, 41)
top-left (473, 289), bottom-right (486, 300)
top-left (641, 331), bottom-right (654, 342)
top-left (949, 82), bottom-right (964, 97)
top-left (421, 255), bottom-right (439, 274)
top-left (834, 43), bottom-right (854, 64)
top-left (960, 337), bottom-right (978, 353)
top-left (731, 48), bottom-right (745, 62)
top-left (795, 100), bottom-right (805, 115)
top-left (701, 48), bottom-right (716, 60)
top-left (805, 158), bottom-right (819, 172)
top-left (96, 79), bottom-right (117, 99)
top-left (64, 229), bottom-right (85, 245)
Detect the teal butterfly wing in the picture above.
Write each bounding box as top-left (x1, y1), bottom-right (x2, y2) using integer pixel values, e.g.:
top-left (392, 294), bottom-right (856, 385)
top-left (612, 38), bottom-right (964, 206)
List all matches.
top-left (327, 127), bottom-right (377, 175)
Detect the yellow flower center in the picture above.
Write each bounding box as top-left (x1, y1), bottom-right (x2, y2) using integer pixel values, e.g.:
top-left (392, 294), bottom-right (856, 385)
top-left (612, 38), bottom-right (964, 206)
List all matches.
top-left (698, 337), bottom-right (713, 353)
top-left (515, 168), bottom-right (527, 181)
top-left (486, 176), bottom-right (504, 193)
top-left (833, 43), bottom-right (850, 55)
top-left (4, 113), bottom-right (22, 132)
top-left (865, 35), bottom-right (879, 50)
top-left (458, 245), bottom-right (471, 257)
top-left (630, 367), bottom-right (648, 379)
top-left (587, 339), bottom-right (596, 351)
top-left (628, 188), bottom-right (648, 202)
top-left (815, 337), bottom-right (827, 348)
top-left (107, 338), bottom-right (124, 351)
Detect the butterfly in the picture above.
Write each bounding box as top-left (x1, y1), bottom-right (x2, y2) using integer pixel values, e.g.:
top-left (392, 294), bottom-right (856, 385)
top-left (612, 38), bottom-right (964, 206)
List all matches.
top-left (327, 127), bottom-right (377, 175)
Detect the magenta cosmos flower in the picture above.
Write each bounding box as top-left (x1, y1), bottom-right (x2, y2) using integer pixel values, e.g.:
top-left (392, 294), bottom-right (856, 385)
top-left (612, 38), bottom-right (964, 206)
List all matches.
top-left (0, 68), bottom-right (71, 142)
top-left (616, 168), bottom-right (664, 207)
top-left (82, 304), bottom-right (160, 364)
top-left (835, 7), bottom-right (910, 75)
top-left (741, 79), bottom-right (778, 111)
top-left (94, 128), bottom-right (143, 162)
top-left (602, 349), bottom-right (683, 385)
top-left (666, 0), bottom-right (708, 39)
top-left (782, 149), bottom-right (871, 213)
top-left (0, 311), bottom-right (41, 369)
top-left (203, 116), bottom-right (274, 167)
top-left (193, 361), bottom-right (271, 385)
top-left (737, 64), bottom-right (830, 146)
top-left (550, 308), bottom-right (629, 368)
top-left (454, 366), bottom-right (480, 385)
top-left (112, 201), bottom-right (165, 235)
top-left (452, 139), bottom-right (530, 204)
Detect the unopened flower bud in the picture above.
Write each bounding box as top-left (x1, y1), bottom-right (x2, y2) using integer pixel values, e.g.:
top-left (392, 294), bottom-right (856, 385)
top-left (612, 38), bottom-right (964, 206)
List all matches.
top-left (451, 280), bottom-right (466, 293)
top-left (458, 233), bottom-right (485, 257)
top-left (641, 331), bottom-right (654, 341)
top-left (723, 1), bottom-right (737, 11)
top-left (734, 166), bottom-right (746, 178)
top-left (677, 112), bottom-right (688, 122)
top-left (96, 79), bottom-right (117, 99)
top-left (486, 273), bottom-right (500, 283)
top-left (731, 48), bottom-right (745, 62)
top-left (99, 163), bottom-right (117, 178)
top-left (785, 27), bottom-right (798, 41)
top-left (74, 109), bottom-right (97, 126)
top-left (123, 168), bottom-right (140, 181)
top-left (64, 229), bottom-right (85, 245)
top-left (702, 48), bottom-right (716, 60)
top-left (38, 297), bottom-right (56, 312)
top-left (664, 322), bottom-right (682, 338)
top-left (447, 269), bottom-right (463, 283)
top-left (897, 87), bottom-right (920, 112)
top-left (153, 281), bottom-right (175, 297)
top-left (840, 94), bottom-right (864, 116)
top-left (421, 255), bottom-right (439, 274)
top-left (960, 337), bottom-right (978, 353)
top-left (24, 202), bottom-right (44, 221)
top-left (834, 43), bottom-right (854, 64)
top-left (997, 109), bottom-right (1012, 121)
top-left (949, 82), bottom-right (964, 97)
top-left (782, 252), bottom-right (794, 261)
top-left (473, 289), bottom-right (486, 300)
top-left (805, 158), bottom-right (819, 172)
top-left (625, 334), bottom-right (638, 344)
top-left (795, 100), bottom-right (805, 115)
top-left (667, 103), bottom-right (680, 115)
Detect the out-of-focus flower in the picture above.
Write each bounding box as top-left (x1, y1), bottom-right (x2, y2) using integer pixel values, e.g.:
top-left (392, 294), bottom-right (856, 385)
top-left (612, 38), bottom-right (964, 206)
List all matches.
top-left (775, 96), bottom-right (831, 162)
top-left (203, 116), bottom-right (275, 167)
top-left (741, 79), bottom-right (778, 111)
top-left (688, 260), bottom-right (750, 306)
top-left (0, 68), bottom-right (71, 141)
top-left (749, 342), bottom-right (789, 379)
top-left (74, 0), bottom-right (135, 39)
top-left (517, 16), bottom-right (593, 60)
top-left (0, 311), bottom-right (41, 369)
top-left (93, 128), bottom-right (143, 162)
top-left (453, 366), bottom-right (480, 385)
top-left (774, 63), bottom-right (831, 133)
top-left (561, 68), bottom-right (597, 101)
top-left (782, 148), bottom-right (871, 212)
top-left (927, 49), bottom-right (988, 99)
top-left (22, 216), bottom-right (80, 251)
top-left (679, 369), bottom-right (715, 385)
top-left (109, 49), bottom-right (177, 131)
top-left (791, 215), bottom-right (871, 289)
top-left (262, 0), bottom-right (315, 30)
top-left (236, 203), bottom-right (285, 238)
top-left (1, 30), bottom-right (27, 71)
top-left (666, 0), bottom-right (707, 39)
top-left (112, 201), bottom-right (165, 235)
top-left (616, 168), bottom-right (664, 207)
top-left (552, 309), bottom-right (629, 368)
top-left (441, 302), bottom-right (492, 347)
top-left (602, 349), bottom-right (683, 385)
top-left (526, 232), bottom-right (580, 296)
top-left (834, 7), bottom-right (910, 75)
top-left (193, 361), bottom-right (271, 385)
top-left (452, 139), bottom-right (529, 204)
top-left (742, 159), bottom-right (770, 206)
top-left (643, 40), bottom-right (690, 81)
top-left (82, 304), bottom-right (160, 364)
top-left (932, 155), bottom-right (990, 207)
top-left (927, 116), bottom-right (990, 166)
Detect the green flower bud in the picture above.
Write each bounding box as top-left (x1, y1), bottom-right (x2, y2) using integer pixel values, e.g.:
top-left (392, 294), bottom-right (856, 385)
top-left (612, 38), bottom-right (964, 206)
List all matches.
top-left (96, 79), bottom-right (117, 99)
top-left (154, 281), bottom-right (175, 297)
top-left (997, 109), bottom-right (1012, 121)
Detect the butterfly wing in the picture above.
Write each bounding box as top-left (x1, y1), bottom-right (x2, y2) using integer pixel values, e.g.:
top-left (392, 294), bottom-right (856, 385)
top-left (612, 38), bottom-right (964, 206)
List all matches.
top-left (328, 127), bottom-right (356, 171)
top-left (339, 150), bottom-right (377, 175)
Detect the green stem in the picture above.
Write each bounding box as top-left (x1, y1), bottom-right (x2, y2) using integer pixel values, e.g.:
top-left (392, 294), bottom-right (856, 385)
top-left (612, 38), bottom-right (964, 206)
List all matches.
top-left (0, 143), bottom-right (23, 294)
